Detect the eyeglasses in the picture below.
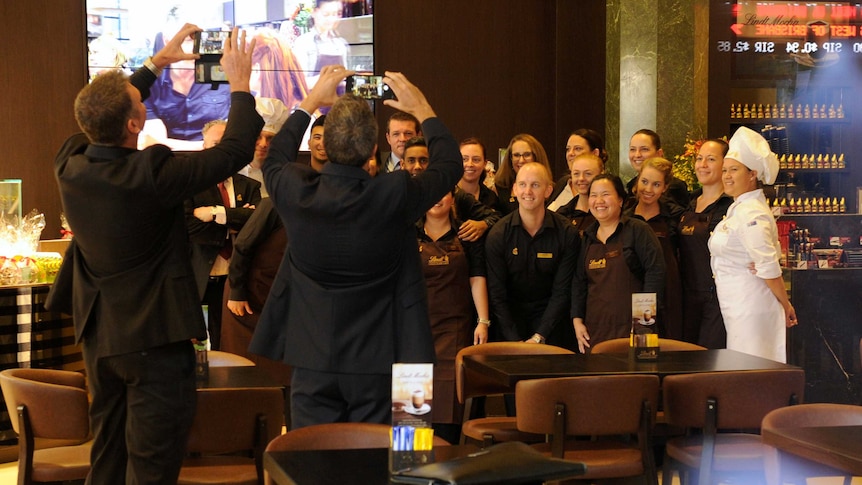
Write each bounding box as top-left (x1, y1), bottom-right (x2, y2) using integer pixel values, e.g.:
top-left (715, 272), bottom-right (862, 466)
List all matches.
top-left (511, 151), bottom-right (533, 160)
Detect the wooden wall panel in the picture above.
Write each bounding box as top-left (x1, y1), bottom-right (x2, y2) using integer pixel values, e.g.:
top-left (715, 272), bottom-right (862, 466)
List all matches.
top-left (374, 0), bottom-right (607, 179)
top-left (0, 0), bottom-right (87, 240)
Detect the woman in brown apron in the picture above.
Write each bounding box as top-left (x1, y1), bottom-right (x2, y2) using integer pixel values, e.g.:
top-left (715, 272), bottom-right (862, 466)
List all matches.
top-left (572, 174), bottom-right (665, 353)
top-left (417, 191), bottom-right (489, 443)
top-left (624, 157), bottom-right (685, 340)
top-left (678, 139), bottom-right (733, 348)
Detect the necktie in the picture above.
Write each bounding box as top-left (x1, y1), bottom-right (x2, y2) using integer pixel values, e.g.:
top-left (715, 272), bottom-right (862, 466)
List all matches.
top-left (217, 182), bottom-right (232, 259)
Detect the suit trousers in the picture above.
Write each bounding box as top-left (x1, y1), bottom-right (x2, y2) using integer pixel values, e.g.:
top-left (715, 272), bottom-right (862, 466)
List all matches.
top-left (84, 340), bottom-right (197, 485)
top-left (204, 275), bottom-right (227, 350)
top-left (290, 367), bottom-right (391, 429)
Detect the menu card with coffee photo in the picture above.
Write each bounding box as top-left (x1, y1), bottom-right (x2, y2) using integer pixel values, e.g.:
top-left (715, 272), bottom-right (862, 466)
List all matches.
top-left (392, 363), bottom-right (433, 428)
top-left (631, 293), bottom-right (659, 360)
top-left (391, 363), bottom-right (434, 472)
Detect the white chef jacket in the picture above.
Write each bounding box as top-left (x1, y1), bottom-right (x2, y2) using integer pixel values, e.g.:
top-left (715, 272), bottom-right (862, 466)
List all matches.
top-left (708, 189), bottom-right (786, 362)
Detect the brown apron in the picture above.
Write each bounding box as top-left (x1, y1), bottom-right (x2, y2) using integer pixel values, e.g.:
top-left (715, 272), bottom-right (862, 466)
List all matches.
top-left (678, 208), bottom-right (726, 347)
top-left (645, 216), bottom-right (683, 340)
top-left (584, 237), bottom-right (644, 348)
top-left (419, 237), bottom-right (473, 424)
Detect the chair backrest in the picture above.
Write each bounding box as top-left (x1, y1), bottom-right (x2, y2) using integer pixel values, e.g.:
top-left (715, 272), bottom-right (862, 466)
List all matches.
top-left (207, 350), bottom-right (256, 367)
top-left (455, 342), bottom-right (574, 404)
top-left (762, 403), bottom-right (862, 429)
top-left (515, 374), bottom-right (660, 437)
top-left (591, 337), bottom-right (706, 353)
top-left (663, 369), bottom-right (805, 430)
top-left (186, 387), bottom-right (284, 455)
top-left (0, 368), bottom-right (89, 440)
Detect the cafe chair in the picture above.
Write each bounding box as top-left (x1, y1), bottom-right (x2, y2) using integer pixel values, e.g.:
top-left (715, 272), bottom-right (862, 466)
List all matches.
top-left (264, 423), bottom-right (450, 485)
top-left (455, 342), bottom-right (574, 447)
top-left (515, 374), bottom-right (660, 485)
top-left (761, 403), bottom-right (862, 485)
top-left (207, 350), bottom-right (256, 367)
top-left (661, 369), bottom-right (805, 485)
top-left (0, 368), bottom-right (92, 485)
top-left (178, 386), bottom-right (284, 485)
top-left (591, 337), bottom-right (706, 353)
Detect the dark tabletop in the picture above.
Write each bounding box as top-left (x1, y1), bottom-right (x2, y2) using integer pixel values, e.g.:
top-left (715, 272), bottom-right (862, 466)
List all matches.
top-left (762, 425), bottom-right (862, 475)
top-left (463, 349), bottom-right (800, 389)
top-left (265, 446), bottom-right (476, 485)
top-left (197, 365), bottom-right (284, 390)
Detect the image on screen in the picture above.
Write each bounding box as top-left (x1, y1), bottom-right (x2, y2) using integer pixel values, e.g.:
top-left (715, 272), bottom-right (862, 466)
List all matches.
top-left (86, 0), bottom-right (374, 150)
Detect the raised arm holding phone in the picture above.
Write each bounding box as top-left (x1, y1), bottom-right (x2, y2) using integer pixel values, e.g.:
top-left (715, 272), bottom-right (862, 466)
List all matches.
top-left (251, 65), bottom-right (464, 429)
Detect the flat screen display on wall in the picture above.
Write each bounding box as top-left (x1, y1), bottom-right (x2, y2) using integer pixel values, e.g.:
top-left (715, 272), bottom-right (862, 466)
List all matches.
top-left (86, 0), bottom-right (373, 150)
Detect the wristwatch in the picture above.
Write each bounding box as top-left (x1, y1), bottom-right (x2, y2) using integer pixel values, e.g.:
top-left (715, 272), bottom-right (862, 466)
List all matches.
top-left (477, 317), bottom-right (491, 327)
top-left (531, 334), bottom-right (545, 344)
top-left (211, 206), bottom-right (218, 222)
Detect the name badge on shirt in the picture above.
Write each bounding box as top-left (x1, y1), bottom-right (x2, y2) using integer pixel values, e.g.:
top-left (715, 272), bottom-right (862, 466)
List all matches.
top-left (589, 258), bottom-right (607, 270)
top-left (428, 255), bottom-right (449, 266)
top-left (681, 225), bottom-right (694, 236)
top-left (537, 252), bottom-right (554, 259)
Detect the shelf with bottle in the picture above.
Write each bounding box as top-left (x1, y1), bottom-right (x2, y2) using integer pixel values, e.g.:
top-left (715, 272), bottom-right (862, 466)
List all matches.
top-left (730, 103), bottom-right (848, 123)
top-left (779, 153), bottom-right (845, 171)
top-left (773, 196), bottom-right (846, 215)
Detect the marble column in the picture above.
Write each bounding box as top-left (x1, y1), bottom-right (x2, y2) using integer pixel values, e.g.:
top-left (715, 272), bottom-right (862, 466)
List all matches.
top-left (606, 0), bottom-right (708, 180)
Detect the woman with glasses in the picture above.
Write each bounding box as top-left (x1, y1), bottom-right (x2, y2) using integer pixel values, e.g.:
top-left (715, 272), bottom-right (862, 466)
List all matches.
top-left (678, 139), bottom-right (733, 348)
top-left (494, 134), bottom-right (552, 215)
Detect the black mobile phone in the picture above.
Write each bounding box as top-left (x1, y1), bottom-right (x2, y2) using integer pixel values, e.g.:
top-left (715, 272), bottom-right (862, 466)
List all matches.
top-left (193, 30), bottom-right (230, 55)
top-left (345, 75), bottom-right (396, 100)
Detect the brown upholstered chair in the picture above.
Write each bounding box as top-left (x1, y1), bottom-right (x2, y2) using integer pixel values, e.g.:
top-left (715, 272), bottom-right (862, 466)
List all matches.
top-left (515, 374), bottom-right (660, 485)
top-left (0, 368), bottom-right (92, 485)
top-left (207, 350), bottom-right (256, 367)
top-left (761, 403), bottom-right (862, 485)
top-left (264, 423), bottom-right (450, 485)
top-left (661, 369), bottom-right (805, 485)
top-left (454, 342), bottom-right (574, 446)
top-left (591, 337), bottom-right (706, 353)
top-left (177, 386), bottom-right (284, 485)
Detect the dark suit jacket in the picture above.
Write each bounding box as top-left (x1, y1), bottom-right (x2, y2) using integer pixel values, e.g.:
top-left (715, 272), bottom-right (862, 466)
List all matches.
top-left (251, 110), bottom-right (463, 374)
top-left (47, 67), bottom-right (264, 358)
top-left (380, 150), bottom-right (398, 173)
top-left (185, 174), bottom-right (262, 298)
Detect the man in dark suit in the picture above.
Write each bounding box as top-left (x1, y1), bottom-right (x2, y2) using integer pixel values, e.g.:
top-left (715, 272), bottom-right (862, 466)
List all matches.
top-left (186, 119), bottom-right (262, 349)
top-left (47, 26), bottom-right (263, 484)
top-left (379, 110), bottom-right (420, 173)
top-left (185, 173), bottom-right (261, 349)
top-left (250, 66), bottom-right (463, 428)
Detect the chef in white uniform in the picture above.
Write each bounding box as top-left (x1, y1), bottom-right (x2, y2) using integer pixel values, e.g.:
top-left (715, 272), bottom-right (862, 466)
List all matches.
top-left (708, 126), bottom-right (798, 363)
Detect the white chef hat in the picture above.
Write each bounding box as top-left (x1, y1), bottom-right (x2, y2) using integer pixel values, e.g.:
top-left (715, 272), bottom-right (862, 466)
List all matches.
top-left (725, 126), bottom-right (779, 185)
top-left (255, 97), bottom-right (289, 134)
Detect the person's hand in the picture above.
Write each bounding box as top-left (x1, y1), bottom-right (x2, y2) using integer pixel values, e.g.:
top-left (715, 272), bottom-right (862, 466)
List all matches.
top-left (458, 220), bottom-right (489, 242)
top-left (382, 71), bottom-right (435, 122)
top-left (473, 324), bottom-right (488, 345)
top-left (227, 299), bottom-right (253, 316)
top-left (785, 303), bottom-right (798, 328)
top-left (193, 206), bottom-right (215, 222)
top-left (151, 23), bottom-right (201, 68)
top-left (573, 318), bottom-right (590, 353)
top-left (747, 261), bottom-right (757, 274)
top-left (220, 27), bottom-right (256, 93)
top-left (299, 65), bottom-right (355, 113)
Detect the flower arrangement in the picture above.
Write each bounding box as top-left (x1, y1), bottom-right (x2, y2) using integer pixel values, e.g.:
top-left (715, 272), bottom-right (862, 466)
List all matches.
top-left (672, 134), bottom-right (705, 191)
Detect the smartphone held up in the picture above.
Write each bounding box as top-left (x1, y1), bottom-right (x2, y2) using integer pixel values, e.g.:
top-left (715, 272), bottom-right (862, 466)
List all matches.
top-left (346, 75), bottom-right (396, 101)
top-left (193, 30), bottom-right (230, 84)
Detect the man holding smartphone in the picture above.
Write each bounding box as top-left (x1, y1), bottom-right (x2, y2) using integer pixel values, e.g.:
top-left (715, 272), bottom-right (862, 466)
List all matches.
top-left (49, 26), bottom-right (261, 484)
top-left (251, 66), bottom-right (463, 428)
